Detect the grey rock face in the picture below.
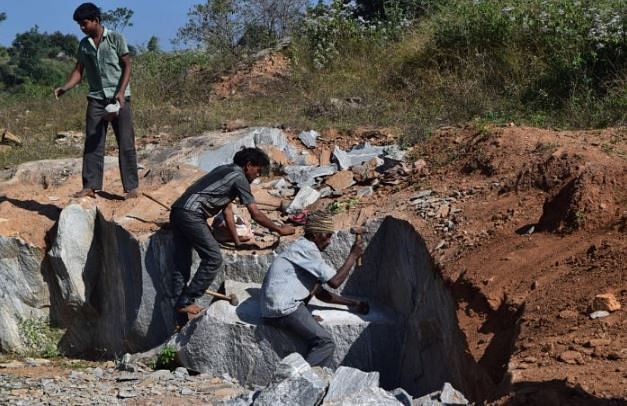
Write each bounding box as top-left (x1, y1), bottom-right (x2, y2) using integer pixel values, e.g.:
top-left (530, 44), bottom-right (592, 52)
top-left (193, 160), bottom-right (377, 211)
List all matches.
top-left (3, 157), bottom-right (118, 187)
top-left (324, 386), bottom-right (402, 405)
top-left (173, 280), bottom-right (397, 386)
top-left (153, 127), bottom-right (289, 174)
top-left (0, 236), bottom-right (47, 352)
top-left (253, 353), bottom-right (327, 406)
top-left (287, 185), bottom-right (321, 213)
top-left (323, 366), bottom-right (380, 403)
top-left (412, 382), bottom-right (468, 405)
top-left (298, 130), bottom-right (319, 149)
top-left (284, 165), bottom-right (337, 188)
top-left (48, 204), bottom-right (181, 356)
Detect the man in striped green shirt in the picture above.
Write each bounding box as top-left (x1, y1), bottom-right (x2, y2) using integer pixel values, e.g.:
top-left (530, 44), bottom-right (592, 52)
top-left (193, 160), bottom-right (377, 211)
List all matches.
top-left (55, 2), bottom-right (139, 200)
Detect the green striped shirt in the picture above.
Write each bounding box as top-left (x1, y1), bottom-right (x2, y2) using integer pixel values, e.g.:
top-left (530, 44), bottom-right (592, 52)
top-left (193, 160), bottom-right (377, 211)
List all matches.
top-left (77, 27), bottom-right (131, 100)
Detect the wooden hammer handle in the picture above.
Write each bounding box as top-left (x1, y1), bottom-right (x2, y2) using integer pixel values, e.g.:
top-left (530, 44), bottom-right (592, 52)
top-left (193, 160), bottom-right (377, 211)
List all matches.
top-left (205, 289), bottom-right (231, 301)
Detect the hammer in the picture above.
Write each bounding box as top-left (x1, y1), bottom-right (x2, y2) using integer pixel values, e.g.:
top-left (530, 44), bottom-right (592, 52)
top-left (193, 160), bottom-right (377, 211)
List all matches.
top-left (205, 289), bottom-right (240, 306)
top-left (350, 226), bottom-right (364, 266)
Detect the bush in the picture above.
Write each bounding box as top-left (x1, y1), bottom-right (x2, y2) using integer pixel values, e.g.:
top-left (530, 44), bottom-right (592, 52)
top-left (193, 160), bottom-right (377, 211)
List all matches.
top-left (430, 0), bottom-right (626, 108)
top-left (17, 316), bottom-right (63, 358)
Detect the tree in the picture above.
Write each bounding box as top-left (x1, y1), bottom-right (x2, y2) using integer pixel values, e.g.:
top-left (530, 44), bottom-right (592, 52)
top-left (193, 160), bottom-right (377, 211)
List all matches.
top-left (177, 0), bottom-right (244, 54)
top-left (147, 36), bottom-right (160, 52)
top-left (101, 7), bottom-right (134, 32)
top-left (177, 0), bottom-right (306, 55)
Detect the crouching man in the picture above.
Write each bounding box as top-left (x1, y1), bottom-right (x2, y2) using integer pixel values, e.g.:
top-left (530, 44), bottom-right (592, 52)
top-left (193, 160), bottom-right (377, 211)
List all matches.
top-left (260, 211), bottom-right (368, 367)
top-left (170, 147), bottom-right (294, 327)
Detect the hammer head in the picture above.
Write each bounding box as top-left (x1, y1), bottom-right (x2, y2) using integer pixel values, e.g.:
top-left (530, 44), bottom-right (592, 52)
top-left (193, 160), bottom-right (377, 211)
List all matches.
top-left (229, 294), bottom-right (240, 306)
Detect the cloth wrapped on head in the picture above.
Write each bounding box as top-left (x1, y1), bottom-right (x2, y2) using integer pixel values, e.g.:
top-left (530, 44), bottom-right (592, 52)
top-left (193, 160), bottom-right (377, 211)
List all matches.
top-left (304, 210), bottom-right (335, 234)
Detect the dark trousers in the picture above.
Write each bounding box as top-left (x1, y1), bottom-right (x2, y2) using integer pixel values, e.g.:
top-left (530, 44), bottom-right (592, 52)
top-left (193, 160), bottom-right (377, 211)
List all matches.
top-left (83, 97), bottom-right (139, 192)
top-left (170, 208), bottom-right (223, 309)
top-left (265, 303), bottom-right (335, 367)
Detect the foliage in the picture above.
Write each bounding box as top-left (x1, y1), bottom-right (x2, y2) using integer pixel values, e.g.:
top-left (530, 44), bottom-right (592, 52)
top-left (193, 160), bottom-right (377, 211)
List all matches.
top-left (349, 0), bottom-right (447, 20)
top-left (153, 345), bottom-right (177, 370)
top-left (328, 198), bottom-right (359, 214)
top-left (300, 0), bottom-right (410, 69)
top-left (176, 0), bottom-right (306, 55)
top-left (147, 36), bottom-right (160, 52)
top-left (101, 7), bottom-right (134, 32)
top-left (428, 0), bottom-right (626, 108)
top-left (1, 27), bottom-right (77, 89)
top-left (17, 316), bottom-right (63, 358)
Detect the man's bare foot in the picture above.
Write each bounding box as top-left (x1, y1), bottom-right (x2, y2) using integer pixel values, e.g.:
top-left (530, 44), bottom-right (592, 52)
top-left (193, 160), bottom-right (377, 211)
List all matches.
top-left (176, 303), bottom-right (204, 315)
top-left (73, 188), bottom-right (96, 198)
top-left (313, 314), bottom-right (324, 322)
top-left (125, 188), bottom-right (140, 200)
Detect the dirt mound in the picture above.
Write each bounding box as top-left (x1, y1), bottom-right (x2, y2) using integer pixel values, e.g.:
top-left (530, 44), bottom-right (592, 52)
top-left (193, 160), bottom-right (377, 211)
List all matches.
top-left (212, 52), bottom-right (291, 99)
top-left (538, 164), bottom-right (626, 232)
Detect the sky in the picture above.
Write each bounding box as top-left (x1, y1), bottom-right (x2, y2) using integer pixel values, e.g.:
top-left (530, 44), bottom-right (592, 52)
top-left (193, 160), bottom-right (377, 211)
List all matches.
top-left (0, 1), bottom-right (202, 50)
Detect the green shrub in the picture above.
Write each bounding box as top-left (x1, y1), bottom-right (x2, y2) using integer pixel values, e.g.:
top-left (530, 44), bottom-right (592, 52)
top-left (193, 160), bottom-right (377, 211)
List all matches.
top-left (430, 0), bottom-right (626, 107)
top-left (152, 345), bottom-right (177, 370)
top-left (17, 316), bottom-right (63, 358)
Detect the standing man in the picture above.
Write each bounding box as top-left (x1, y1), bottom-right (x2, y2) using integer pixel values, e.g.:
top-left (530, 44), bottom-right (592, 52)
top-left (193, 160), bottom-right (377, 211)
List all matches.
top-left (55, 3), bottom-right (139, 199)
top-left (171, 148), bottom-right (295, 326)
top-left (260, 211), bottom-right (368, 367)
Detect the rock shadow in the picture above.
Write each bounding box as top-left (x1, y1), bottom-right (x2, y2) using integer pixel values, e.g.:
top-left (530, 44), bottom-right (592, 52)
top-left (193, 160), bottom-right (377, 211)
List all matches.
top-left (0, 195), bottom-right (61, 221)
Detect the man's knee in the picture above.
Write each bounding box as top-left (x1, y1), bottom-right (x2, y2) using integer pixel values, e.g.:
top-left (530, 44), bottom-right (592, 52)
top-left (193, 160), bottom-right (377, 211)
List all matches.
top-left (200, 250), bottom-right (223, 273)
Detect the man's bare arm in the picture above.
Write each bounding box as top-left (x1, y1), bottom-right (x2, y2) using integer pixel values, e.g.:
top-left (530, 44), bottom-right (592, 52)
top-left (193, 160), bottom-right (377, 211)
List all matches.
top-left (222, 204), bottom-right (240, 245)
top-left (314, 287), bottom-right (369, 314)
top-left (54, 62), bottom-right (84, 98)
top-left (326, 240), bottom-right (364, 289)
top-left (116, 54), bottom-right (131, 107)
top-left (246, 203), bottom-right (294, 236)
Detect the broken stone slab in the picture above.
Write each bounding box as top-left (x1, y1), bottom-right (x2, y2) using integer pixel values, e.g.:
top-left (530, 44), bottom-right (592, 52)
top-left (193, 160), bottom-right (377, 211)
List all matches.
top-left (325, 171), bottom-right (355, 191)
top-left (333, 146), bottom-right (352, 170)
top-left (172, 280), bottom-right (397, 387)
top-left (390, 387), bottom-right (412, 406)
top-left (413, 382), bottom-right (468, 405)
top-left (158, 127), bottom-right (289, 174)
top-left (283, 165), bottom-right (337, 188)
top-left (3, 157), bottom-right (117, 187)
top-left (287, 186), bottom-right (321, 214)
top-left (55, 130), bottom-right (82, 145)
top-left (440, 382), bottom-right (469, 405)
top-left (0, 236), bottom-right (48, 353)
top-left (592, 293), bottom-right (621, 312)
top-left (589, 310), bottom-right (610, 319)
top-left (333, 143), bottom-right (403, 171)
top-left (1, 129), bottom-right (22, 146)
top-left (357, 186), bottom-right (374, 197)
top-left (323, 366), bottom-right (380, 403)
top-left (324, 386), bottom-right (403, 405)
top-left (298, 130), bottom-right (319, 149)
top-left (253, 353), bottom-right (327, 406)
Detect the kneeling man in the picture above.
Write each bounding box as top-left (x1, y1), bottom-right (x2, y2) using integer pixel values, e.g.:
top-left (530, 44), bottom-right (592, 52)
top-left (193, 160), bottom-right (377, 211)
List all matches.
top-left (260, 211), bottom-right (368, 367)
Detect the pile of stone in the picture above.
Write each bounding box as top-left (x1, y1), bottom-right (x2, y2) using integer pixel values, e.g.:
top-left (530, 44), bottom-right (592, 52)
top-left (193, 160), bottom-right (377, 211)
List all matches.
top-left (227, 353), bottom-right (469, 406)
top-left (0, 360), bottom-right (246, 404)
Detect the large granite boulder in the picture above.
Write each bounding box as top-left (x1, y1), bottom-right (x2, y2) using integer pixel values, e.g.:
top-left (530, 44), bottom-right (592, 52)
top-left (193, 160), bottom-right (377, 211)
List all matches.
top-left (0, 236), bottom-right (48, 352)
top-left (173, 280), bottom-right (397, 386)
top-left (253, 353), bottom-right (328, 406)
top-left (47, 204), bottom-right (186, 355)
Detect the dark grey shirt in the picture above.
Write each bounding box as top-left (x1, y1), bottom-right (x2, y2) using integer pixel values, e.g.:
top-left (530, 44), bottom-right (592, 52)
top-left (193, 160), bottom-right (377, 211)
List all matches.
top-left (172, 164), bottom-right (255, 216)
